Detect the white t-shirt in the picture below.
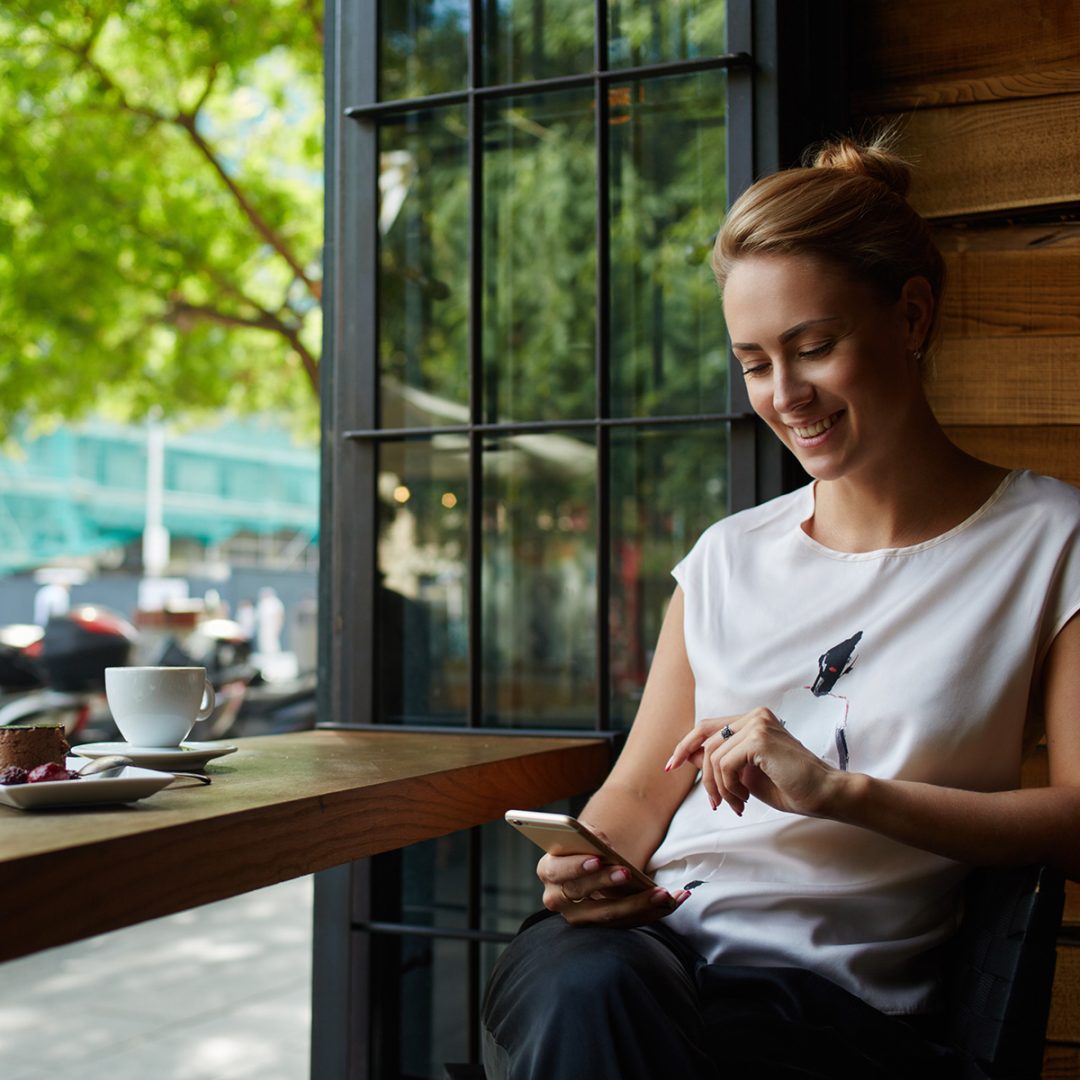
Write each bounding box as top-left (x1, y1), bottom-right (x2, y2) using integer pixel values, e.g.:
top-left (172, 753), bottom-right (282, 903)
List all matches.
top-left (647, 470), bottom-right (1080, 1014)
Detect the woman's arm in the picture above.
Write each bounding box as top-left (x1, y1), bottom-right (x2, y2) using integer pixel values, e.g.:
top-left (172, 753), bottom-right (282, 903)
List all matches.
top-left (578, 587), bottom-right (698, 865)
top-left (536, 587), bottom-right (699, 923)
top-left (832, 609), bottom-right (1080, 877)
top-left (668, 611), bottom-right (1080, 879)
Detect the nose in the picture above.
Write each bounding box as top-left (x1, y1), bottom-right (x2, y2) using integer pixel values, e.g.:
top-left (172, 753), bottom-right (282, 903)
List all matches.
top-left (772, 363), bottom-right (813, 414)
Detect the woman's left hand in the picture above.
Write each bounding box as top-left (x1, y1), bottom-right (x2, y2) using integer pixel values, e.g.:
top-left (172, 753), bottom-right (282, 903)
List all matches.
top-left (664, 708), bottom-right (844, 818)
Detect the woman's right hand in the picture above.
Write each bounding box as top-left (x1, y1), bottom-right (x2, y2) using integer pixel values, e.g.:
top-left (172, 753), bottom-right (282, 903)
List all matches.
top-left (537, 846), bottom-right (690, 928)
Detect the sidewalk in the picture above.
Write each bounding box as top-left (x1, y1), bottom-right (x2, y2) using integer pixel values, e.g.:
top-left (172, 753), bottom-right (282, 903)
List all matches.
top-left (0, 876), bottom-right (313, 1080)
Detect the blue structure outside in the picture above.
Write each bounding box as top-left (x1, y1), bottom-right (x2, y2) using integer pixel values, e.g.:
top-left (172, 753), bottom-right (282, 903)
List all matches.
top-left (0, 417), bottom-right (320, 572)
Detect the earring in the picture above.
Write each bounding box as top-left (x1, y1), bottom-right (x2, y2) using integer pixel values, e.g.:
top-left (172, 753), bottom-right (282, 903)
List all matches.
top-left (913, 349), bottom-right (923, 363)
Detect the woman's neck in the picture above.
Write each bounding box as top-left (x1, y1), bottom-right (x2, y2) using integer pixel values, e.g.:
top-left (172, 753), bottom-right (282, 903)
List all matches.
top-left (804, 433), bottom-right (1010, 553)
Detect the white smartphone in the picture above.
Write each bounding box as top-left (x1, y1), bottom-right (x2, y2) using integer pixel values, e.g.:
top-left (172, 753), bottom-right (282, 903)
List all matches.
top-left (504, 810), bottom-right (657, 892)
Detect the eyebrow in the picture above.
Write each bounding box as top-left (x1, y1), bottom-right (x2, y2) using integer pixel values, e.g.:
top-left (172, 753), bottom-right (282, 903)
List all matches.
top-left (731, 316), bottom-right (842, 352)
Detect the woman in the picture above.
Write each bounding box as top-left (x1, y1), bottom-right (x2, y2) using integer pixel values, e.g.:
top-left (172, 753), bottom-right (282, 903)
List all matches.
top-left (481, 134), bottom-right (1080, 1079)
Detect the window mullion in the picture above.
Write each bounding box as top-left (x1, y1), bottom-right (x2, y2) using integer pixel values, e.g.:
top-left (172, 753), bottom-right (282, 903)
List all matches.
top-left (595, 0), bottom-right (611, 733)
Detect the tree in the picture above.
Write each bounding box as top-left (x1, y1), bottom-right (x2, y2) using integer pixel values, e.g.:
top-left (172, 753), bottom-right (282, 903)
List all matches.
top-left (0, 0), bottom-right (324, 440)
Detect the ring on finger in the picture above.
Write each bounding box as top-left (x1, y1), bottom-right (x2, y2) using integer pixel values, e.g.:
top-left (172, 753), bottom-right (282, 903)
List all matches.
top-left (561, 885), bottom-right (586, 905)
top-left (720, 724), bottom-right (735, 740)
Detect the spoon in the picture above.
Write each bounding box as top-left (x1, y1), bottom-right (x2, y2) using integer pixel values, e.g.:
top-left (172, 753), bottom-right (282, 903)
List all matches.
top-left (76, 754), bottom-right (212, 785)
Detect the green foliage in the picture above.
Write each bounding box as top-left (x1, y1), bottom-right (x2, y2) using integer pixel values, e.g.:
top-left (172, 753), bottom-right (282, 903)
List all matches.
top-left (0, 0), bottom-right (324, 441)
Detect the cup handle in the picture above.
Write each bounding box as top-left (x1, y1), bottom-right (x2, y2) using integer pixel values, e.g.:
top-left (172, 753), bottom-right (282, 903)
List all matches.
top-left (196, 678), bottom-right (216, 722)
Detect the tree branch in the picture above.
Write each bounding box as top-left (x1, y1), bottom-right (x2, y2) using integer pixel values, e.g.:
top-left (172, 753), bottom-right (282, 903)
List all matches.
top-left (166, 300), bottom-right (319, 393)
top-left (40, 8), bottom-right (323, 309)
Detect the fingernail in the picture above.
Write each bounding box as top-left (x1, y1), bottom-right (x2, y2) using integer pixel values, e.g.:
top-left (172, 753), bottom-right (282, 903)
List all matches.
top-left (663, 757), bottom-right (674, 772)
top-left (610, 868), bottom-right (629, 884)
top-left (674, 890), bottom-right (691, 904)
top-left (709, 797), bottom-right (718, 811)
top-left (650, 888), bottom-right (673, 907)
top-left (583, 857), bottom-right (601, 872)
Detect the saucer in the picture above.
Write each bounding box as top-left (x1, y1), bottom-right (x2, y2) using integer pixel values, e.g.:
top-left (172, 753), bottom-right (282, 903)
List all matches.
top-left (0, 758), bottom-right (174, 811)
top-left (72, 741), bottom-right (239, 771)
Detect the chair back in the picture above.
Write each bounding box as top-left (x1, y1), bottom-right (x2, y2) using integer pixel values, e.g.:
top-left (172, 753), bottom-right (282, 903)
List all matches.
top-left (946, 863), bottom-right (1065, 1078)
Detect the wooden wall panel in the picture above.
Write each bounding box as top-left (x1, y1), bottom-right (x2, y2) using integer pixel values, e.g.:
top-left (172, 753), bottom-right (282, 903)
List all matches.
top-left (1050, 947), bottom-right (1080, 1043)
top-left (945, 426), bottom-right (1080, 487)
top-left (901, 95), bottom-right (1080, 218)
top-left (1046, 1045), bottom-right (1080, 1079)
top-left (940, 249), bottom-right (1080, 338)
top-left (850, 0), bottom-right (1080, 111)
top-left (929, 338), bottom-right (1080, 426)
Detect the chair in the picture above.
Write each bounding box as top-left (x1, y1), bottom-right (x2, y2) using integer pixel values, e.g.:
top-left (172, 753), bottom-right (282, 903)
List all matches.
top-left (945, 862), bottom-right (1065, 1078)
top-left (447, 863), bottom-right (1065, 1080)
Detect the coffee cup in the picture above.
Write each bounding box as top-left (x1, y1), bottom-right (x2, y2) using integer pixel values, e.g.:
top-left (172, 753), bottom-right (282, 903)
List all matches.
top-left (105, 667), bottom-right (216, 748)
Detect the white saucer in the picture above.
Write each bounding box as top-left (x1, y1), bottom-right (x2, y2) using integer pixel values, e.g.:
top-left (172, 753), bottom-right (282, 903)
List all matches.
top-left (0, 758), bottom-right (174, 811)
top-left (72, 742), bottom-right (239, 771)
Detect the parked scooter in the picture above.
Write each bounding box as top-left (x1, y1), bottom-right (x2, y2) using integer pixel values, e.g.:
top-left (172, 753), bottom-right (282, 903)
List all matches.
top-left (0, 606), bottom-right (138, 735)
top-left (0, 624), bottom-right (46, 691)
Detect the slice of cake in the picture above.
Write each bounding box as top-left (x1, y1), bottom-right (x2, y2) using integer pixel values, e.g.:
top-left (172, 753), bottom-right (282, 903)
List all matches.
top-left (0, 724), bottom-right (70, 771)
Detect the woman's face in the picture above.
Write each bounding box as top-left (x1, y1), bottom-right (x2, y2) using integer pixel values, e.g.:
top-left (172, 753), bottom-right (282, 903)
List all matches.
top-left (723, 253), bottom-right (931, 484)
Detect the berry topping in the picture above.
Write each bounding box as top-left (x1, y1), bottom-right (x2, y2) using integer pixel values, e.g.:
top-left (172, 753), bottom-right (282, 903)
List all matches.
top-left (0, 765), bottom-right (28, 785)
top-left (27, 761), bottom-right (75, 783)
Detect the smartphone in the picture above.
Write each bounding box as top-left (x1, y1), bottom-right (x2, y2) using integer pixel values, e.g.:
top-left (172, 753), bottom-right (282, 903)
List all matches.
top-left (504, 810), bottom-right (657, 892)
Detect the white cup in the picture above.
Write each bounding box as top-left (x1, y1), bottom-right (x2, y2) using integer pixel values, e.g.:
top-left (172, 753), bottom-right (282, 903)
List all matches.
top-left (105, 667), bottom-right (216, 748)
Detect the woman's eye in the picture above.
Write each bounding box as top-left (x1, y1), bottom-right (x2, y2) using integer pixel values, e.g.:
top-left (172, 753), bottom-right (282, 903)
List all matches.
top-left (798, 341), bottom-right (834, 359)
top-left (741, 362), bottom-right (770, 378)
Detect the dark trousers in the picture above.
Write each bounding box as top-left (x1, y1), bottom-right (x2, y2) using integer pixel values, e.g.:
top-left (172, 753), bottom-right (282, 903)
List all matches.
top-left (481, 912), bottom-right (961, 1079)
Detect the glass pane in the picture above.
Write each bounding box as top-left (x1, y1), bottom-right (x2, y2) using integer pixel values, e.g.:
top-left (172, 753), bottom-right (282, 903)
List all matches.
top-left (482, 0), bottom-right (594, 85)
top-left (405, 834), bottom-right (470, 929)
top-left (608, 0), bottom-right (727, 68)
top-left (610, 424), bottom-right (728, 726)
top-left (379, 0), bottom-right (470, 101)
top-left (378, 107), bottom-right (470, 429)
top-left (483, 90), bottom-right (597, 424)
top-left (610, 71), bottom-right (728, 417)
top-left (481, 432), bottom-right (597, 726)
top-left (376, 439), bottom-right (469, 723)
top-left (370, 933), bottom-right (469, 1079)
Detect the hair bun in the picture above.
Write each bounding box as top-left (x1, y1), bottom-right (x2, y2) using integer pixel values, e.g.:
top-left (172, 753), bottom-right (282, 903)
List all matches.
top-left (807, 133), bottom-right (911, 198)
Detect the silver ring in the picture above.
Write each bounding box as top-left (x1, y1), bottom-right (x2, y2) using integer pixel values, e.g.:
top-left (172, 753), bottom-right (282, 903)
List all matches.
top-left (720, 724), bottom-right (735, 740)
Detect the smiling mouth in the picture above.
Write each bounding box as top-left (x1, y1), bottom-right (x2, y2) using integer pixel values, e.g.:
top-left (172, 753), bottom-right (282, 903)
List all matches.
top-left (791, 411), bottom-right (842, 439)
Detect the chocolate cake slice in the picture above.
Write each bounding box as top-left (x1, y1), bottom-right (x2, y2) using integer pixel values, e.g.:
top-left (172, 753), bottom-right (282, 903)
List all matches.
top-left (0, 724), bottom-right (70, 771)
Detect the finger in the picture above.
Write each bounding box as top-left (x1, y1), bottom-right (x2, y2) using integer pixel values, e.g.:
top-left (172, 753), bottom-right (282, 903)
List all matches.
top-left (715, 743), bottom-right (749, 814)
top-left (562, 888), bottom-right (692, 928)
top-left (543, 860), bottom-right (636, 903)
top-left (664, 727), bottom-right (707, 772)
top-left (699, 739), bottom-right (721, 809)
top-left (538, 853), bottom-right (603, 886)
top-left (705, 736), bottom-right (750, 817)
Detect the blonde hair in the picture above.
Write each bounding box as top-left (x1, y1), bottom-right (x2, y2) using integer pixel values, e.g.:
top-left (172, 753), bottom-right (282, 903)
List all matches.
top-left (712, 129), bottom-right (945, 359)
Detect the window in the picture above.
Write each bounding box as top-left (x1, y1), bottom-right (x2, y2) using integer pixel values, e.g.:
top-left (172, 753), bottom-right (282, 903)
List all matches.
top-left (318, 2), bottom-right (842, 1075)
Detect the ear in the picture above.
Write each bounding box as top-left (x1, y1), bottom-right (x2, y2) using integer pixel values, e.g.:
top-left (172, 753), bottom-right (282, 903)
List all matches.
top-left (899, 275), bottom-right (934, 353)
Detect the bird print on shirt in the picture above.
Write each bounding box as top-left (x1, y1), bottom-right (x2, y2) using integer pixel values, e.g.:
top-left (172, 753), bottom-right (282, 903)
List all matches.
top-left (777, 631), bottom-right (863, 772)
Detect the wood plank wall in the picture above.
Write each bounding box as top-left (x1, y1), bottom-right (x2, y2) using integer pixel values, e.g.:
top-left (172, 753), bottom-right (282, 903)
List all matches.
top-left (847, 1), bottom-right (1080, 1072)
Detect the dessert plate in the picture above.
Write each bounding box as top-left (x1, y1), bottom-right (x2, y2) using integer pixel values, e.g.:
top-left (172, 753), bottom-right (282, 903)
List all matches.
top-left (72, 741), bottom-right (239, 771)
top-left (0, 759), bottom-right (174, 811)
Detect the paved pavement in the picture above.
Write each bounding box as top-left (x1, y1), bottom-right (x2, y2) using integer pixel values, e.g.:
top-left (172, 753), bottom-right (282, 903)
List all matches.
top-left (0, 876), bottom-right (313, 1080)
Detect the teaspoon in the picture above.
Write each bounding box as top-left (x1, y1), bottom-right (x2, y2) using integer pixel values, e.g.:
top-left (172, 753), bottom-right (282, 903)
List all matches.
top-left (76, 754), bottom-right (212, 785)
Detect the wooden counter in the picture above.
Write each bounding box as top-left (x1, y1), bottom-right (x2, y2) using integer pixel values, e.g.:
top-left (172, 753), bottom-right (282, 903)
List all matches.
top-left (0, 729), bottom-right (610, 963)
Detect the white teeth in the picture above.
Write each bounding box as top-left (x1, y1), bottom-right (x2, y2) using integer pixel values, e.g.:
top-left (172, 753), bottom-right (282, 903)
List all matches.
top-left (793, 414), bottom-right (837, 438)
